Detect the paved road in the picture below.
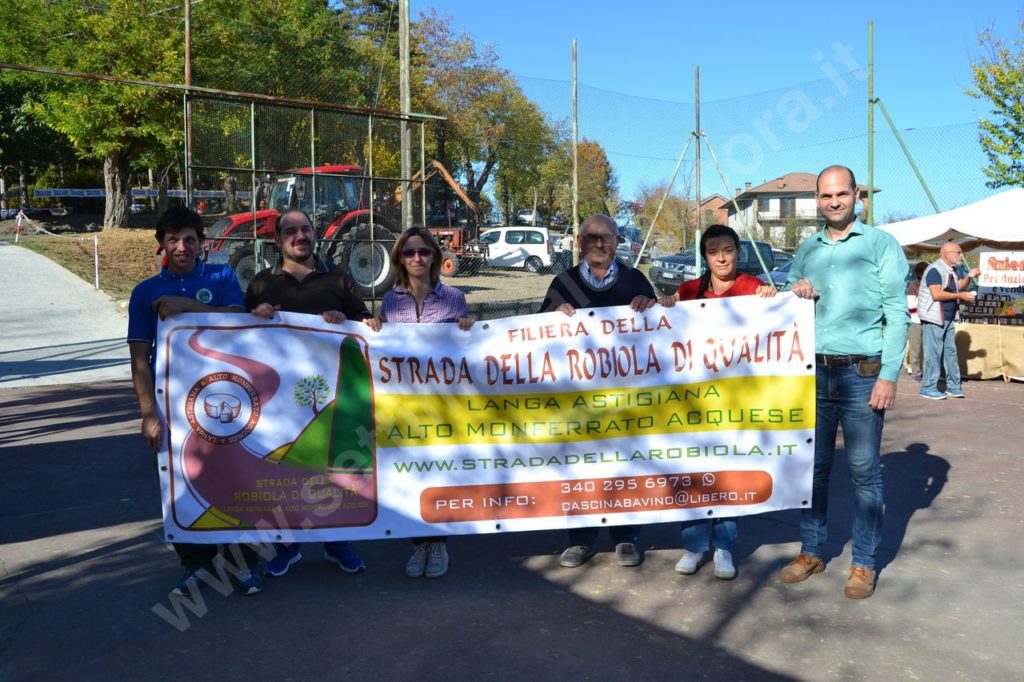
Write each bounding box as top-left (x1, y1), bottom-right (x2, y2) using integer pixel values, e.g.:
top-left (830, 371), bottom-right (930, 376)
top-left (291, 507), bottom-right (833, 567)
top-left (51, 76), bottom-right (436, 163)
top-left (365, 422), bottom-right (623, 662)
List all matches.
top-left (0, 242), bottom-right (131, 388)
top-left (1, 242), bottom-right (1021, 679)
top-left (1, 374), bottom-right (1021, 681)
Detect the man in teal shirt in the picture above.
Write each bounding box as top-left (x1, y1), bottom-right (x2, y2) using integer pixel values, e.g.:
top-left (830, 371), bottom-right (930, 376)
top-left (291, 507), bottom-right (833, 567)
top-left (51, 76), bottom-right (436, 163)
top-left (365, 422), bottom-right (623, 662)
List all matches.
top-left (778, 165), bottom-right (909, 599)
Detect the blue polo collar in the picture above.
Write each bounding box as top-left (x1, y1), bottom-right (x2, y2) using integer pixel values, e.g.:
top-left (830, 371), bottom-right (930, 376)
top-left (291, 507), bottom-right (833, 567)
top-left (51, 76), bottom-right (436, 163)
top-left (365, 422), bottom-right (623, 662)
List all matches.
top-left (159, 259), bottom-right (207, 280)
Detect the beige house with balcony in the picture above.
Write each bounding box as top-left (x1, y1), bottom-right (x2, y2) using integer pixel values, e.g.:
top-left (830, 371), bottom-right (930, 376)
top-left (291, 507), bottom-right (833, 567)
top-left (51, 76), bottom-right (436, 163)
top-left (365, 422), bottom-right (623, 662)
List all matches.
top-left (724, 172), bottom-right (877, 248)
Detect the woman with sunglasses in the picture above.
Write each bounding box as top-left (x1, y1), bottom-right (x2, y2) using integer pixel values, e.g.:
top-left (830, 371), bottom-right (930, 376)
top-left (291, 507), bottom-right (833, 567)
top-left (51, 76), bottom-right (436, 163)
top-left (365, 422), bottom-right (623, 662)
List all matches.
top-left (658, 224), bottom-right (776, 579)
top-left (367, 226), bottom-right (473, 578)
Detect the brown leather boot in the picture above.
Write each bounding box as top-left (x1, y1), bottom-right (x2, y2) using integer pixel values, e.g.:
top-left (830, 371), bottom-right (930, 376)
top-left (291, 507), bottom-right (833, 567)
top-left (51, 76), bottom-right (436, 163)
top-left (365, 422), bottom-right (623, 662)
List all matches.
top-left (777, 553), bottom-right (824, 583)
top-left (844, 566), bottom-right (877, 599)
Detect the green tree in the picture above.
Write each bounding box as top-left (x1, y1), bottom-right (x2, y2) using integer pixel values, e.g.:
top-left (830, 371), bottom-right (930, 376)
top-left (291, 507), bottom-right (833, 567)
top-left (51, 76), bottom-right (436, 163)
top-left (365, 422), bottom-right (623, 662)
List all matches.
top-left (536, 133), bottom-right (573, 219)
top-left (0, 0), bottom-right (184, 227)
top-left (967, 22), bottom-right (1024, 188)
top-left (194, 1), bottom-right (366, 103)
top-left (293, 374), bottom-right (331, 417)
top-left (338, 0), bottom-right (402, 110)
top-left (192, 1), bottom-right (370, 178)
top-left (632, 180), bottom-right (697, 250)
top-left (576, 139), bottom-right (617, 221)
top-left (413, 11), bottom-right (554, 206)
top-left (0, 1), bottom-right (370, 226)
top-left (0, 82), bottom-right (74, 209)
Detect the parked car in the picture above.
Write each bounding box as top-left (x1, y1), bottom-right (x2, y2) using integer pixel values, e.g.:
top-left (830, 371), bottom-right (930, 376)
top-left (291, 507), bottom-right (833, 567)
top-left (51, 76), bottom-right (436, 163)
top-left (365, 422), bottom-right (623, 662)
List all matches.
top-left (649, 245), bottom-right (696, 294)
top-left (620, 225), bottom-right (642, 245)
top-left (772, 249), bottom-right (795, 270)
top-left (615, 242), bottom-right (634, 265)
top-left (515, 208), bottom-right (543, 226)
top-left (649, 239), bottom-right (775, 295)
top-left (475, 226), bottom-right (553, 273)
top-left (758, 258), bottom-right (793, 289)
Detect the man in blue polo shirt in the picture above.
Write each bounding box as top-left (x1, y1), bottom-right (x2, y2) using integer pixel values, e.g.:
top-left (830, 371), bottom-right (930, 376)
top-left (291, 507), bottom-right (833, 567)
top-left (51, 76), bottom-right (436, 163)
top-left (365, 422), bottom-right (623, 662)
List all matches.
top-left (126, 206), bottom-right (263, 596)
top-left (780, 165), bottom-right (909, 599)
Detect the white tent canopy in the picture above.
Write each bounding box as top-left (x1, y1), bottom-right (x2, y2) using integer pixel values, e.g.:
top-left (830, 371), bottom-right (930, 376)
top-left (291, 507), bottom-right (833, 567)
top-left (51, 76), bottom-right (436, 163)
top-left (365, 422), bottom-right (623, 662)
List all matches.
top-left (878, 188), bottom-right (1024, 251)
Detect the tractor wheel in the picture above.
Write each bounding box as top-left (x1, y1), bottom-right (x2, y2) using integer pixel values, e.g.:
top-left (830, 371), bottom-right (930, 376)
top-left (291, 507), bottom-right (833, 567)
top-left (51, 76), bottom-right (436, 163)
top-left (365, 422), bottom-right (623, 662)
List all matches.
top-left (326, 226), bottom-right (396, 298)
top-left (440, 252), bottom-right (459, 278)
top-left (228, 245), bottom-right (257, 291)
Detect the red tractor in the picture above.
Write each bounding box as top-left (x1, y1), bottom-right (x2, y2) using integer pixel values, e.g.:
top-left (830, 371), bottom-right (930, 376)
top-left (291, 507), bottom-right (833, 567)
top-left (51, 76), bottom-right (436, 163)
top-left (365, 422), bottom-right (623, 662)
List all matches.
top-left (204, 165), bottom-right (396, 297)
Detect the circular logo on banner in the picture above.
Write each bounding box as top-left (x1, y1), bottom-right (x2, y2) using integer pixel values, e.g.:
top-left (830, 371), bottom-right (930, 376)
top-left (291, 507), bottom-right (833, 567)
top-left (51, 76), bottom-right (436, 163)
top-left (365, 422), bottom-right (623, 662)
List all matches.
top-left (184, 372), bottom-right (260, 444)
top-left (195, 288), bottom-right (213, 304)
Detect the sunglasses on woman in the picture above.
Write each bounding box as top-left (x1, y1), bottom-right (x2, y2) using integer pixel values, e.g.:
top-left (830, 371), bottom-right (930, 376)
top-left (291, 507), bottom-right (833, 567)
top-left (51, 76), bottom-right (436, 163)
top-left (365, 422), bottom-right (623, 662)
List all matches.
top-left (401, 248), bottom-right (433, 259)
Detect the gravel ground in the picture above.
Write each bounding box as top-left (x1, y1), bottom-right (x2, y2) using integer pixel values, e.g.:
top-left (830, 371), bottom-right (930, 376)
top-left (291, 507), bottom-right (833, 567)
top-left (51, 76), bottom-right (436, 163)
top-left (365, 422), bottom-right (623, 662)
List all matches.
top-left (448, 266), bottom-right (555, 318)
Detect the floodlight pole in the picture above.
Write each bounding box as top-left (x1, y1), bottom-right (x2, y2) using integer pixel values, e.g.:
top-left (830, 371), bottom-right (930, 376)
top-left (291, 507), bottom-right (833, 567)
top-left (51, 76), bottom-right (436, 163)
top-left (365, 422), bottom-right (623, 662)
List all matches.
top-left (694, 66), bottom-right (701, 240)
top-left (867, 21), bottom-right (874, 226)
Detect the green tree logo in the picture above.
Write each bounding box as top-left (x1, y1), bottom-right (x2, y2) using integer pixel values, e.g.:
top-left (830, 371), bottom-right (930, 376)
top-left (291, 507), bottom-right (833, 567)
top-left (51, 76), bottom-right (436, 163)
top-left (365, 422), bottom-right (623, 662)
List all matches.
top-left (293, 374), bottom-right (331, 417)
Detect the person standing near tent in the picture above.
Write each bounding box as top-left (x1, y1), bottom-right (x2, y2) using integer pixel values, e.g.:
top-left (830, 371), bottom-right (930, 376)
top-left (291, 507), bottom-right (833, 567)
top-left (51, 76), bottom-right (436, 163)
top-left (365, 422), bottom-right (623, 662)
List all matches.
top-left (779, 165), bottom-right (909, 600)
top-left (904, 261), bottom-right (929, 381)
top-left (917, 243), bottom-right (979, 400)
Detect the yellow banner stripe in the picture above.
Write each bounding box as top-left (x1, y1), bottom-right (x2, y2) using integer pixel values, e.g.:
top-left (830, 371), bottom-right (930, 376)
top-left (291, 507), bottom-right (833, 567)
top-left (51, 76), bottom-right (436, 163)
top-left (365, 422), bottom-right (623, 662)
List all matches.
top-left (375, 375), bottom-right (814, 447)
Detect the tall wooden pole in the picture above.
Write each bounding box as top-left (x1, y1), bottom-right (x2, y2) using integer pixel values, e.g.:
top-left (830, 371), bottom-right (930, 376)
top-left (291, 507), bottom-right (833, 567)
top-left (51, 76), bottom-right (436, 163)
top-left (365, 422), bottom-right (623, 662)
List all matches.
top-left (571, 39), bottom-right (579, 266)
top-left (399, 0), bottom-right (412, 229)
top-left (184, 0), bottom-right (193, 206)
top-left (184, 0), bottom-right (192, 86)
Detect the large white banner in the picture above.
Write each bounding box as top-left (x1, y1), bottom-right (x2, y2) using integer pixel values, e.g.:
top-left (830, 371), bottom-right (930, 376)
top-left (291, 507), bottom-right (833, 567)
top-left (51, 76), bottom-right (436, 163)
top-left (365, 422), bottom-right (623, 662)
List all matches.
top-left (155, 294), bottom-right (815, 543)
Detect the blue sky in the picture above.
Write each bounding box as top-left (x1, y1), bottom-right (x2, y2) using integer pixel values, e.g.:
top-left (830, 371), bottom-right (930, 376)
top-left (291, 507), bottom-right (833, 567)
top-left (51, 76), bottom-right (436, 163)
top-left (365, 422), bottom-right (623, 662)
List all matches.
top-left (413, 0), bottom-right (1024, 220)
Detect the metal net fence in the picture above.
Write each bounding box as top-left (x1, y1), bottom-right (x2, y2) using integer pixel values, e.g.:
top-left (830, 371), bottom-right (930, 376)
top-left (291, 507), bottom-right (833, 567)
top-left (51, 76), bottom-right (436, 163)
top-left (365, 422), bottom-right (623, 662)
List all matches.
top-left (188, 94), bottom-right (429, 303)
top-left (1, 2), bottom-right (1000, 316)
top-left (519, 69), bottom-right (958, 248)
top-left (514, 68), bottom-right (994, 298)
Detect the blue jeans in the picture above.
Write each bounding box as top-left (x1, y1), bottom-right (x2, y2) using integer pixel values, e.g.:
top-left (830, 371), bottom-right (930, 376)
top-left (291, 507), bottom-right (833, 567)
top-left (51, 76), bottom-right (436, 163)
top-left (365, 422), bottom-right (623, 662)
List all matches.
top-left (799, 361), bottom-right (885, 569)
top-left (568, 525), bottom-right (639, 547)
top-left (921, 321), bottom-right (960, 393)
top-left (681, 518), bottom-right (737, 553)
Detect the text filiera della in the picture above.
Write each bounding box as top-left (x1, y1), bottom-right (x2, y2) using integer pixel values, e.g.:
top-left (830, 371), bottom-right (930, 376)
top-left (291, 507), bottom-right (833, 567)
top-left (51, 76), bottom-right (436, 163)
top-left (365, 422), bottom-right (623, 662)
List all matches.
top-left (374, 313), bottom-right (807, 387)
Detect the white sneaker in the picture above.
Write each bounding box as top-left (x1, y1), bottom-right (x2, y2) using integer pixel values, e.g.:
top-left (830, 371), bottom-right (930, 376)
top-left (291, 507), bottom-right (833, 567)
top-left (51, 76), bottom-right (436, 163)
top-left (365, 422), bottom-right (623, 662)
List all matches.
top-left (713, 549), bottom-right (736, 580)
top-left (425, 542), bottom-right (449, 578)
top-left (674, 550), bottom-right (703, 575)
top-left (405, 544), bottom-right (428, 578)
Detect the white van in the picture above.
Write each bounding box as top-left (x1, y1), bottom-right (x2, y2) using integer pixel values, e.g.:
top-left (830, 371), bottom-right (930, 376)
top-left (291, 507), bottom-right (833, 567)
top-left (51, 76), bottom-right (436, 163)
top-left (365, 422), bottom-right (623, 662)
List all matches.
top-left (476, 226), bottom-right (553, 273)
